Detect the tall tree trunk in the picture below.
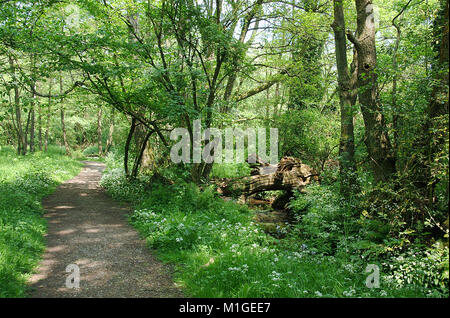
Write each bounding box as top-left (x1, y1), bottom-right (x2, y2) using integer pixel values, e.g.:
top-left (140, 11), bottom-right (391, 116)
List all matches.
top-left (273, 82), bottom-right (280, 118)
top-left (59, 74), bottom-right (70, 155)
top-left (332, 0), bottom-right (358, 195)
top-left (29, 54), bottom-right (36, 153)
top-left (24, 110), bottom-right (31, 154)
top-left (30, 89), bottom-right (35, 153)
top-left (105, 108), bottom-right (115, 153)
top-left (349, 0), bottom-right (395, 183)
top-left (8, 55), bottom-right (26, 155)
top-left (38, 100), bottom-right (42, 151)
top-left (265, 69), bottom-right (271, 120)
top-left (124, 118), bottom-right (137, 177)
top-left (97, 107), bottom-right (103, 156)
top-left (45, 79), bottom-right (52, 152)
top-left (131, 131), bottom-right (154, 179)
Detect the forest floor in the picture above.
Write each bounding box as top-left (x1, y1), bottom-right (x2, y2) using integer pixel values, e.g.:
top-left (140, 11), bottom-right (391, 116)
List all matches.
top-left (28, 161), bottom-right (183, 298)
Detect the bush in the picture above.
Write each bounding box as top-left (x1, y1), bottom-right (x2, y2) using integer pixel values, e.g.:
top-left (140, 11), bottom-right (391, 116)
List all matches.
top-left (100, 168), bottom-right (147, 202)
top-left (382, 243), bottom-right (449, 296)
top-left (288, 181), bottom-right (449, 297)
top-left (288, 183), bottom-right (359, 255)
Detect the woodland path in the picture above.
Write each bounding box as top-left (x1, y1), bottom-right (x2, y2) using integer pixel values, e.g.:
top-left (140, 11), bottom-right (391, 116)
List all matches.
top-left (28, 161), bottom-right (183, 298)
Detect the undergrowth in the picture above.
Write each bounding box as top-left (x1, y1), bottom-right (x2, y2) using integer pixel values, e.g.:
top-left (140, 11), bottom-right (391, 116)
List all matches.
top-left (0, 146), bottom-right (82, 297)
top-left (101, 155), bottom-right (448, 298)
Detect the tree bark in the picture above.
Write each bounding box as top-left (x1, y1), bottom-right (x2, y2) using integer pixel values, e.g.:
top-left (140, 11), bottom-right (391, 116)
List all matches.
top-left (105, 108), bottom-right (115, 153)
top-left (30, 87), bottom-right (36, 153)
top-left (45, 79), bottom-right (52, 152)
top-left (97, 107), bottom-right (103, 156)
top-left (131, 130), bottom-right (154, 179)
top-left (38, 99), bottom-right (42, 151)
top-left (24, 109), bottom-right (31, 155)
top-left (124, 118), bottom-right (137, 177)
top-left (8, 55), bottom-right (26, 155)
top-left (332, 0), bottom-right (358, 195)
top-left (218, 157), bottom-right (319, 197)
top-left (29, 55), bottom-right (36, 153)
top-left (350, 0), bottom-right (395, 183)
top-left (60, 74), bottom-right (71, 155)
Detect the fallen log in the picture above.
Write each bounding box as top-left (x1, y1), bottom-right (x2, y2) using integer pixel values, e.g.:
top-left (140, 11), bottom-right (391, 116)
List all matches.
top-left (217, 156), bottom-right (319, 197)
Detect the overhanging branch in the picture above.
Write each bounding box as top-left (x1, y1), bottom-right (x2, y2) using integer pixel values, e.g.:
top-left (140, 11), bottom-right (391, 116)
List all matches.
top-left (233, 77), bottom-right (281, 102)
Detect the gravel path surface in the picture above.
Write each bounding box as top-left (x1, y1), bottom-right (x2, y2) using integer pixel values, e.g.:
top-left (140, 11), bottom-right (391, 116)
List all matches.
top-left (28, 161), bottom-right (183, 298)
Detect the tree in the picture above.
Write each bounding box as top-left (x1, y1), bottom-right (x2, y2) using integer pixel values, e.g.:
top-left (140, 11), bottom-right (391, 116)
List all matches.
top-left (348, 0), bottom-right (396, 183)
top-left (331, 0), bottom-right (358, 195)
top-left (97, 106), bottom-right (102, 156)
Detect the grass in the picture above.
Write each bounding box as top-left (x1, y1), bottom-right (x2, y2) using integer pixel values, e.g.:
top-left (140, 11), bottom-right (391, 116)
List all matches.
top-left (0, 145), bottom-right (82, 297)
top-left (100, 159), bottom-right (447, 298)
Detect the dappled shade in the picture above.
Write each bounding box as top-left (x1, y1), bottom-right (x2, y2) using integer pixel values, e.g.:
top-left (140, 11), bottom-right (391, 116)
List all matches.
top-left (29, 162), bottom-right (182, 298)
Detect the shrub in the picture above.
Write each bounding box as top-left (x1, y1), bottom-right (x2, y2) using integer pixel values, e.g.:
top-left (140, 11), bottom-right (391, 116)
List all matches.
top-left (382, 242), bottom-right (449, 296)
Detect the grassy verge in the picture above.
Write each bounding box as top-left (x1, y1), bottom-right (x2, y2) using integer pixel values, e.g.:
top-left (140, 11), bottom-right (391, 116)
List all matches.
top-left (0, 146), bottom-right (83, 297)
top-left (100, 159), bottom-right (448, 298)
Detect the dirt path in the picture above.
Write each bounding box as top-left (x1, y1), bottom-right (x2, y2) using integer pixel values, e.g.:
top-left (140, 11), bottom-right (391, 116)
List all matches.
top-left (28, 161), bottom-right (183, 298)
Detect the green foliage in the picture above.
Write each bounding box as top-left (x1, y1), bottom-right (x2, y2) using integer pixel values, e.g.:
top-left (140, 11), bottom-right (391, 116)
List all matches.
top-left (101, 158), bottom-right (446, 297)
top-left (210, 162), bottom-right (251, 179)
top-left (0, 146), bottom-right (82, 297)
top-left (0, 0), bottom-right (448, 300)
top-left (289, 183), bottom-right (362, 256)
top-left (82, 145), bottom-right (100, 156)
top-left (382, 242), bottom-right (449, 296)
top-left (100, 168), bottom-right (147, 202)
top-left (276, 108), bottom-right (339, 169)
top-left (288, 182), bottom-right (449, 297)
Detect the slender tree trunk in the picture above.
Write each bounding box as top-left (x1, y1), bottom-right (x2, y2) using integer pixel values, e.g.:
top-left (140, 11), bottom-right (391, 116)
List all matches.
top-left (265, 69), bottom-right (270, 120)
top-left (332, 0), bottom-right (358, 195)
top-left (392, 22), bottom-right (401, 160)
top-left (38, 101), bottom-right (42, 151)
top-left (97, 107), bottom-right (103, 156)
top-left (59, 74), bottom-right (70, 155)
top-left (131, 131), bottom-right (154, 179)
top-left (350, 0), bottom-right (395, 183)
top-left (8, 55), bottom-right (26, 155)
top-left (24, 110), bottom-right (31, 154)
top-left (29, 54), bottom-right (36, 153)
top-left (105, 108), bottom-right (115, 153)
top-left (60, 108), bottom-right (69, 154)
top-left (30, 90), bottom-right (35, 153)
top-left (124, 118), bottom-right (137, 177)
top-left (45, 79), bottom-right (52, 152)
top-left (273, 82), bottom-right (280, 118)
